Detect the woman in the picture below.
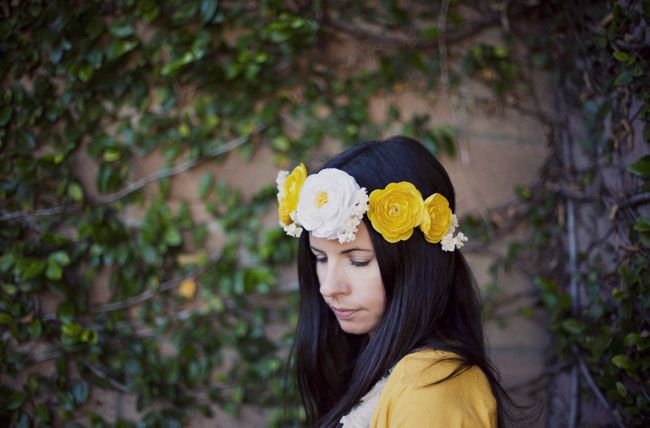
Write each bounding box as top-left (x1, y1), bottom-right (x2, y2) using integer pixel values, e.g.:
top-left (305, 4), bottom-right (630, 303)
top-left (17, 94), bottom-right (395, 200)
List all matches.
top-left (277, 136), bottom-right (515, 427)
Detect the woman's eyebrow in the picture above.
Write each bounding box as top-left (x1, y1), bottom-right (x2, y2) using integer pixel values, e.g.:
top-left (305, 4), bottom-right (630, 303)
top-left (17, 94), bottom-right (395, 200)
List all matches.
top-left (310, 246), bottom-right (373, 255)
top-left (340, 248), bottom-right (373, 254)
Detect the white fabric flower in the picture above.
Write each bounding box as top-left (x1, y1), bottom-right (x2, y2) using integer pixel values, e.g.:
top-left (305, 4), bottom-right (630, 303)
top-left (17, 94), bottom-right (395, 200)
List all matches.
top-left (296, 168), bottom-right (369, 242)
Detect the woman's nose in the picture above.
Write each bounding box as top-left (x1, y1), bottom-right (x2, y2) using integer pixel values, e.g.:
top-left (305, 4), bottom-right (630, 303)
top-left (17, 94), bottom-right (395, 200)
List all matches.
top-left (319, 265), bottom-right (349, 297)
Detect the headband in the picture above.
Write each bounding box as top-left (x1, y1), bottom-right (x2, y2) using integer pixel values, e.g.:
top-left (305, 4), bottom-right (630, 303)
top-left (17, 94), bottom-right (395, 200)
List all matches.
top-left (276, 164), bottom-right (468, 251)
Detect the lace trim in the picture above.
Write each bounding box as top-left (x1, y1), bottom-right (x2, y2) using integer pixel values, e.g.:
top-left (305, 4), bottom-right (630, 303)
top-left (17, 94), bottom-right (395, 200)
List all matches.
top-left (339, 376), bottom-right (388, 428)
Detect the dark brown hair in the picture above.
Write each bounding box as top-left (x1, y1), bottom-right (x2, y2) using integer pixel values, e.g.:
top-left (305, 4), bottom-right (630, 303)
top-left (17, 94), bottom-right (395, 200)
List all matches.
top-left (293, 136), bottom-right (525, 427)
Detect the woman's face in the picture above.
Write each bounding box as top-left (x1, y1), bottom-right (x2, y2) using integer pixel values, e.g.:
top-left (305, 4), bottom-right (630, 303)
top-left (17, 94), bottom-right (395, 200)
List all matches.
top-left (309, 222), bottom-right (386, 335)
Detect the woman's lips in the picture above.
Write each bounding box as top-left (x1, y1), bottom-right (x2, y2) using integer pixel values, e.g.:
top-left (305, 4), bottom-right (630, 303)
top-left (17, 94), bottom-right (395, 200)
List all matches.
top-left (332, 308), bottom-right (359, 320)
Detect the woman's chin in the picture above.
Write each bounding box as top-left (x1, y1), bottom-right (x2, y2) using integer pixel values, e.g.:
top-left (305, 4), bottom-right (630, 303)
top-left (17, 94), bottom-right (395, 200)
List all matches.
top-left (338, 321), bottom-right (371, 336)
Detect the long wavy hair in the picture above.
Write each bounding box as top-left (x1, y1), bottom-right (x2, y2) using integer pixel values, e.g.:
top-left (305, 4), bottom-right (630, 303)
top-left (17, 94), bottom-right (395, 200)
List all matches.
top-left (293, 136), bottom-right (519, 427)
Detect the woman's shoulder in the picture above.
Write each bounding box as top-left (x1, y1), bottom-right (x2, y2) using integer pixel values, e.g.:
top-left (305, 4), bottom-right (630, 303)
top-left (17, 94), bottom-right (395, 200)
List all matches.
top-left (371, 350), bottom-right (497, 427)
top-left (389, 349), bottom-right (487, 388)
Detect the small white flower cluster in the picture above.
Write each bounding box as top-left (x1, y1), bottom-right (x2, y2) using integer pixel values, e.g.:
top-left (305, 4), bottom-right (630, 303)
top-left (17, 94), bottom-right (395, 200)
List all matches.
top-left (440, 214), bottom-right (468, 252)
top-left (275, 170), bottom-right (288, 202)
top-left (335, 189), bottom-right (369, 243)
top-left (284, 211), bottom-right (303, 237)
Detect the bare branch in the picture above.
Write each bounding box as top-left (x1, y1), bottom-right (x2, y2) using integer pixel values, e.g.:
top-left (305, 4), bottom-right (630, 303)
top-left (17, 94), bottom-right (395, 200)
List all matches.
top-left (610, 192), bottom-right (650, 220)
top-left (557, 76), bottom-right (581, 428)
top-left (84, 362), bottom-right (132, 394)
top-left (94, 129), bottom-right (261, 204)
top-left (0, 127), bottom-right (267, 224)
top-left (93, 250), bottom-right (222, 313)
top-left (506, 361), bottom-right (570, 393)
top-left (320, 15), bottom-right (499, 49)
top-left (438, 0), bottom-right (450, 92)
top-left (574, 348), bottom-right (627, 428)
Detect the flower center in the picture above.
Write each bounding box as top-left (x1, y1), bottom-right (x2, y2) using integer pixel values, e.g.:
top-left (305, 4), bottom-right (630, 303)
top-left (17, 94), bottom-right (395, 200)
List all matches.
top-left (316, 191), bottom-right (329, 208)
top-left (389, 203), bottom-right (400, 216)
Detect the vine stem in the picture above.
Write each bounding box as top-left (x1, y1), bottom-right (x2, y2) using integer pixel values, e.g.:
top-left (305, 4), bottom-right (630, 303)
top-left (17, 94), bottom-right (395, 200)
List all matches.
top-left (610, 192), bottom-right (650, 219)
top-left (574, 348), bottom-right (627, 428)
top-left (320, 15), bottom-right (499, 49)
top-left (557, 80), bottom-right (581, 428)
top-left (0, 127), bottom-right (266, 223)
top-left (438, 0), bottom-right (450, 92)
top-left (84, 362), bottom-right (132, 394)
top-left (93, 250), bottom-right (222, 313)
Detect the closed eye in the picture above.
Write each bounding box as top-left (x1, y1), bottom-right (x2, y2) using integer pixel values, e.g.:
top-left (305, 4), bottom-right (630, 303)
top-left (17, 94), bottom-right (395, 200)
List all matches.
top-left (350, 259), bottom-right (370, 267)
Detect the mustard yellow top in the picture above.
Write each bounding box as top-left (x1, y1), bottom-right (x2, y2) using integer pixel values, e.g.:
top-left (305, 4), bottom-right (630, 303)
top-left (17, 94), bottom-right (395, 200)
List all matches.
top-left (370, 349), bottom-right (497, 427)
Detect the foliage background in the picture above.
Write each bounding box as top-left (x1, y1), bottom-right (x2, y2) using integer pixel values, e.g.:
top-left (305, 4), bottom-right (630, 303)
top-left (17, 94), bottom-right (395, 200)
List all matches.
top-left (0, 0), bottom-right (648, 427)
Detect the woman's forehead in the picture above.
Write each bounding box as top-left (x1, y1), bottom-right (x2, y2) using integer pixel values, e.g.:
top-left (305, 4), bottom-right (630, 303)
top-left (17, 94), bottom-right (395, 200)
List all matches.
top-left (309, 222), bottom-right (373, 251)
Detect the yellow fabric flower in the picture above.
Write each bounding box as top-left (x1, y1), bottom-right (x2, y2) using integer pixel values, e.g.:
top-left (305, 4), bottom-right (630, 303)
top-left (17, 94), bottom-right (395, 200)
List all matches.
top-left (368, 182), bottom-right (425, 242)
top-left (420, 193), bottom-right (452, 243)
top-left (278, 163), bottom-right (307, 226)
top-left (178, 278), bottom-right (197, 300)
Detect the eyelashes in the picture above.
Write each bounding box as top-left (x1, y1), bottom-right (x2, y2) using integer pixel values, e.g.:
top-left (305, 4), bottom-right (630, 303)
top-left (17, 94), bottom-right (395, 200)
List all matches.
top-left (313, 257), bottom-right (371, 267)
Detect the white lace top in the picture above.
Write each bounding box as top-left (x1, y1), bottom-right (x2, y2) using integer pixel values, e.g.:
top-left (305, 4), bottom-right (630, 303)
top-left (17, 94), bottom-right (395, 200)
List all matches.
top-left (339, 376), bottom-right (388, 428)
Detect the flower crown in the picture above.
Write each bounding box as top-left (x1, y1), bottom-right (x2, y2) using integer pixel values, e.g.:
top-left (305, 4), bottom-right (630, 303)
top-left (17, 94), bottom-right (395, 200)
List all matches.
top-left (276, 164), bottom-right (468, 251)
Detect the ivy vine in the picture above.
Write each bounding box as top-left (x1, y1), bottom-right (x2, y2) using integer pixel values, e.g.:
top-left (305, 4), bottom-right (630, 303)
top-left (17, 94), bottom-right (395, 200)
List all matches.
top-left (0, 1), bottom-right (648, 427)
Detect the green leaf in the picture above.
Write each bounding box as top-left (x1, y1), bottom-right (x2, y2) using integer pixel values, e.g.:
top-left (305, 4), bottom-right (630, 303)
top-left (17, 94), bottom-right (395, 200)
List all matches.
top-left (48, 251), bottom-right (71, 266)
top-left (0, 253), bottom-right (14, 272)
top-left (29, 2), bottom-right (42, 17)
top-left (57, 301), bottom-right (76, 323)
top-left (71, 380), bottom-right (89, 404)
top-left (612, 50), bottom-right (632, 63)
top-left (106, 40), bottom-right (138, 61)
top-left (198, 172), bottom-right (214, 200)
top-left (29, 319), bottom-right (42, 338)
top-left (422, 26), bottom-right (440, 39)
top-left (164, 227), bottom-right (182, 246)
top-left (560, 318), bottom-right (585, 336)
top-left (634, 217), bottom-right (650, 232)
top-left (612, 354), bottom-right (632, 370)
top-left (46, 262), bottom-right (63, 281)
top-left (628, 155), bottom-right (650, 178)
top-left (616, 382), bottom-right (628, 397)
top-left (272, 136), bottom-right (290, 152)
top-left (200, 0), bottom-right (219, 24)
top-left (34, 402), bottom-right (50, 423)
top-left (61, 322), bottom-right (83, 337)
top-left (137, 0), bottom-right (161, 22)
top-left (68, 183), bottom-right (84, 202)
top-left (0, 104), bottom-right (12, 126)
top-left (614, 70), bottom-right (633, 86)
top-left (0, 312), bottom-right (12, 325)
top-left (102, 149), bottom-right (121, 162)
top-left (5, 391), bottom-right (27, 410)
top-left (14, 413), bottom-right (29, 428)
top-left (110, 22), bottom-right (134, 38)
top-left (623, 332), bottom-right (641, 347)
top-left (23, 260), bottom-right (46, 281)
top-left (515, 184), bottom-right (532, 200)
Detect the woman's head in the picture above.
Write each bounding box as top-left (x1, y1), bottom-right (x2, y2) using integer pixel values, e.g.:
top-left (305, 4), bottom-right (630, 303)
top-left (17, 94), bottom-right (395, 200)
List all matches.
top-left (302, 137), bottom-right (457, 337)
top-left (297, 136), bottom-right (464, 342)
